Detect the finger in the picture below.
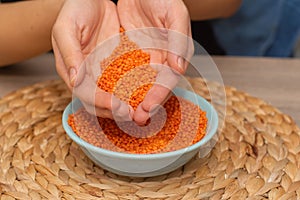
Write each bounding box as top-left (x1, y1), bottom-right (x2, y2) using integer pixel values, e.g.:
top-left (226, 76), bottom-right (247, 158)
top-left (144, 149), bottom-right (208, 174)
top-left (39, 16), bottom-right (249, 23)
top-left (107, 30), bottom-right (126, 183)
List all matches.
top-left (168, 26), bottom-right (194, 73)
top-left (166, 1), bottom-right (194, 73)
top-left (148, 49), bottom-right (166, 65)
top-left (133, 85), bottom-right (171, 125)
top-left (78, 85), bottom-right (120, 121)
top-left (52, 19), bottom-right (85, 87)
top-left (98, 0), bottom-right (121, 41)
top-left (83, 94), bottom-right (133, 121)
top-left (73, 75), bottom-right (133, 121)
top-left (133, 105), bottom-right (150, 126)
top-left (167, 30), bottom-right (193, 74)
top-left (167, 52), bottom-right (187, 74)
top-left (52, 39), bottom-right (70, 87)
top-left (111, 96), bottom-right (134, 121)
top-left (82, 102), bottom-right (113, 119)
top-left (95, 89), bottom-right (133, 120)
top-left (95, 91), bottom-right (134, 121)
top-left (133, 64), bottom-right (180, 125)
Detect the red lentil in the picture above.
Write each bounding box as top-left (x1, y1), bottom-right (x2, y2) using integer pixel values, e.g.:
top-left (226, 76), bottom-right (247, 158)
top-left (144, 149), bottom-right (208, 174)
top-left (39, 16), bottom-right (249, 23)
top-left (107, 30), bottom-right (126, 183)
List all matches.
top-left (68, 28), bottom-right (207, 154)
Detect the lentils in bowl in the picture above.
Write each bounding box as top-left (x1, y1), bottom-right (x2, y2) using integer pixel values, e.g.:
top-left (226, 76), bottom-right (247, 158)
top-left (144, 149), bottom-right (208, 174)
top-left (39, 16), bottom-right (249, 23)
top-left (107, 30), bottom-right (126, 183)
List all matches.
top-left (62, 28), bottom-right (218, 177)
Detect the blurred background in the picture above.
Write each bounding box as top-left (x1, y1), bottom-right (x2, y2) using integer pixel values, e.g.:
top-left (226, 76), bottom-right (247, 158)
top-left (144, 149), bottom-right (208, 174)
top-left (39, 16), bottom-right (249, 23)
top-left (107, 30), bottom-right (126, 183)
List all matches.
top-left (1, 0), bottom-right (299, 58)
top-left (191, 0), bottom-right (300, 58)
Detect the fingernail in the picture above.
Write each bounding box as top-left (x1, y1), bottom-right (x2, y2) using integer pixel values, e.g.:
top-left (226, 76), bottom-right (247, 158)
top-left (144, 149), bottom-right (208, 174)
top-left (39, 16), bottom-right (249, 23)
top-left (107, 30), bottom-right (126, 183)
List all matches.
top-left (177, 57), bottom-right (184, 71)
top-left (128, 106), bottom-right (134, 121)
top-left (69, 67), bottom-right (77, 86)
top-left (133, 105), bottom-right (150, 126)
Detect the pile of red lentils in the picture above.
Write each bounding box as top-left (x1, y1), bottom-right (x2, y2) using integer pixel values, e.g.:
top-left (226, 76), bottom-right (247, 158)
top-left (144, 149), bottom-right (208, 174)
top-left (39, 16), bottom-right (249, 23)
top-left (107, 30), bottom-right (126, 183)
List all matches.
top-left (68, 28), bottom-right (207, 154)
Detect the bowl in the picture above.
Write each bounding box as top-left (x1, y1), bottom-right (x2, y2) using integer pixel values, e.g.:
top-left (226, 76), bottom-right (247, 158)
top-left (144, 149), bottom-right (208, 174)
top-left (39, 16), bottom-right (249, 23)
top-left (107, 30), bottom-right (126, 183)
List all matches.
top-left (62, 88), bottom-right (218, 177)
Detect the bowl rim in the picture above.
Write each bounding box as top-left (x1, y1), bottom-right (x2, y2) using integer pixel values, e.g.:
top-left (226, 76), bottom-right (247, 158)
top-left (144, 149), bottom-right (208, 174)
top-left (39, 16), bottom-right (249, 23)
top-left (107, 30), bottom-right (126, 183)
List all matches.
top-left (62, 88), bottom-right (219, 159)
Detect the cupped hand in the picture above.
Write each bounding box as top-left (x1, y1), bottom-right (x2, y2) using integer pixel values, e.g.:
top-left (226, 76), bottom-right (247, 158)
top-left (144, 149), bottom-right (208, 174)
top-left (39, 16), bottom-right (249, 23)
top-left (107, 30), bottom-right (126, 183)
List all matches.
top-left (52, 0), bottom-right (133, 121)
top-left (117, 0), bottom-right (194, 124)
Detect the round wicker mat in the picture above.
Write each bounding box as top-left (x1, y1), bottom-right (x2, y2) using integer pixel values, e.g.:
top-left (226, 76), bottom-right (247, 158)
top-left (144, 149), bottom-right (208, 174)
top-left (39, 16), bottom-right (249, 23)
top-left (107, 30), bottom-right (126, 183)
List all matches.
top-left (0, 79), bottom-right (300, 200)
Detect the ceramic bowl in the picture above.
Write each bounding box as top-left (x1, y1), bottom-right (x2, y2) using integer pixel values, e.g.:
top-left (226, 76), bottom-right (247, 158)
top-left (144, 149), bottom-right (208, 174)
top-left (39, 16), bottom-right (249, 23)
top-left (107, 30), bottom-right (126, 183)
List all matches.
top-left (62, 88), bottom-right (218, 177)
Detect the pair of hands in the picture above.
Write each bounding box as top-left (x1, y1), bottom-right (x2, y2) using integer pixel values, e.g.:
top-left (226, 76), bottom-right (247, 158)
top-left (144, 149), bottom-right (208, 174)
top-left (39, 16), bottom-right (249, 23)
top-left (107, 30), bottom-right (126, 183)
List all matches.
top-left (52, 0), bottom-right (193, 125)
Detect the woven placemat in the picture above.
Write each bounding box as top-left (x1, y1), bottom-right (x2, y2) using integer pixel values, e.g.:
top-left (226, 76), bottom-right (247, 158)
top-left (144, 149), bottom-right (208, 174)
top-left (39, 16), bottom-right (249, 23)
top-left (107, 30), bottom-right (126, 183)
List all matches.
top-left (0, 79), bottom-right (299, 200)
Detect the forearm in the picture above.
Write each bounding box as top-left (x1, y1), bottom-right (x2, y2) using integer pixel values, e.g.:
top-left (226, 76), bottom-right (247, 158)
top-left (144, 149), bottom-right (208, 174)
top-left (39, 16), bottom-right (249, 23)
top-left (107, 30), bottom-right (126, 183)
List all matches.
top-left (184, 0), bottom-right (242, 21)
top-left (0, 0), bottom-right (64, 67)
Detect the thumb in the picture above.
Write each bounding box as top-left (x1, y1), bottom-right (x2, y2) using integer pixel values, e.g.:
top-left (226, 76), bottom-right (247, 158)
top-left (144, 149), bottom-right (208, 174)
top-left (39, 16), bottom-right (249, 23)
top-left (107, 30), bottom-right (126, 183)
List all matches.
top-left (52, 26), bottom-right (85, 87)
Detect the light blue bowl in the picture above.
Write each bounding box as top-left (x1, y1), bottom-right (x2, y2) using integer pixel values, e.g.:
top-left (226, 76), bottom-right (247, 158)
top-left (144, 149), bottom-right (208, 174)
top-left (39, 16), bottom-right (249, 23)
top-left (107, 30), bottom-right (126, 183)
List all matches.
top-left (62, 88), bottom-right (218, 177)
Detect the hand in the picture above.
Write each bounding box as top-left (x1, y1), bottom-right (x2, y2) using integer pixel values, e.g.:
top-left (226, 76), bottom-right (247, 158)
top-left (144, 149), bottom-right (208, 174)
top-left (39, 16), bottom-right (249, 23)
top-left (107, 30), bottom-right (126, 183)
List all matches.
top-left (117, 0), bottom-right (194, 124)
top-left (52, 0), bottom-right (132, 120)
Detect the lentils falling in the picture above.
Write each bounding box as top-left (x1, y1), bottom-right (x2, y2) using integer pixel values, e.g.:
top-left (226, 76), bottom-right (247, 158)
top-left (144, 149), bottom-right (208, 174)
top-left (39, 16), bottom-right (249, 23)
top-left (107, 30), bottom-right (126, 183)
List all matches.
top-left (68, 28), bottom-right (207, 154)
